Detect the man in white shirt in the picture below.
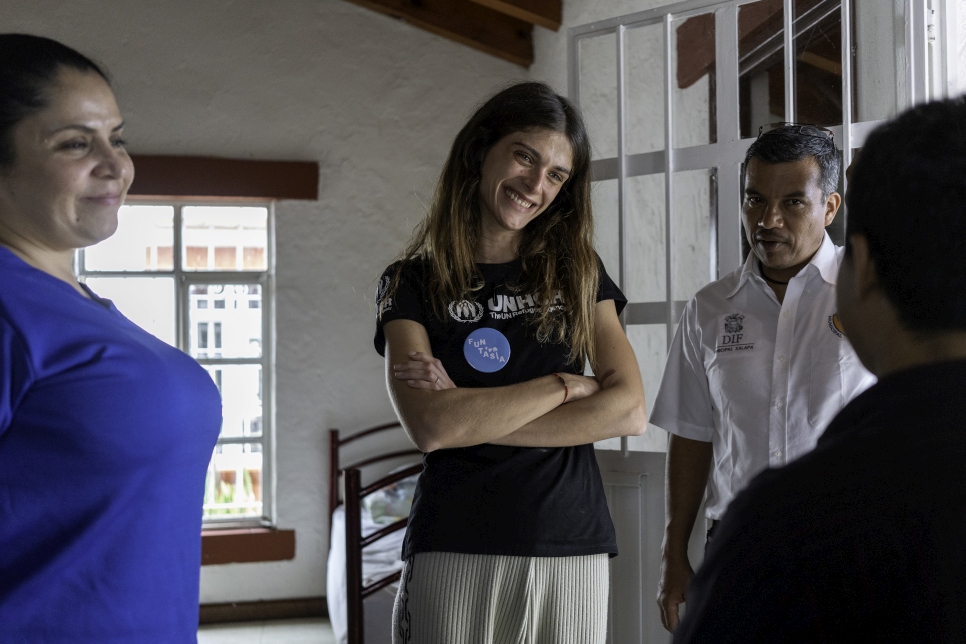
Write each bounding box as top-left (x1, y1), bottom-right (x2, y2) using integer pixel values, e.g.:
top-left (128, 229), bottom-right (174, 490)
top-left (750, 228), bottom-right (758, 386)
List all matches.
top-left (652, 125), bottom-right (875, 633)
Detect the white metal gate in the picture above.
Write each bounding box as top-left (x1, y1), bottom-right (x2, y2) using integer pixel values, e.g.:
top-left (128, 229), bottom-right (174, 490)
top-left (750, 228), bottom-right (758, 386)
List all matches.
top-left (576, 0), bottom-right (952, 641)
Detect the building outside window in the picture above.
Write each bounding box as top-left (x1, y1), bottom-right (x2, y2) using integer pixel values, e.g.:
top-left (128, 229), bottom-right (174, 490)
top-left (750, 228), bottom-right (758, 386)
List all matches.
top-left (79, 203), bottom-right (274, 527)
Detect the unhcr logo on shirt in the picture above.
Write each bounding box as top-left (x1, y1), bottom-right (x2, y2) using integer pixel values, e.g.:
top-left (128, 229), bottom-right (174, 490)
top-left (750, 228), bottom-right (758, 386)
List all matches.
top-left (486, 291), bottom-right (564, 320)
top-left (375, 275), bottom-right (393, 311)
top-left (448, 300), bottom-right (484, 323)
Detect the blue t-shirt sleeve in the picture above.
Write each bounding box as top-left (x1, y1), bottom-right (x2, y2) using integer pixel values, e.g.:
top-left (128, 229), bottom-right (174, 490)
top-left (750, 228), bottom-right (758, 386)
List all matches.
top-left (374, 261), bottom-right (430, 357)
top-left (0, 318), bottom-right (33, 438)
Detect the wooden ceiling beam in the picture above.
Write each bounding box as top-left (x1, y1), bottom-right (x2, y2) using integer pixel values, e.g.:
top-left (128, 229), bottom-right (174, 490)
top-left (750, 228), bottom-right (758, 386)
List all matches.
top-left (798, 51), bottom-right (841, 76)
top-left (345, 0), bottom-right (533, 67)
top-left (469, 0), bottom-right (561, 31)
top-left (128, 156), bottom-right (319, 200)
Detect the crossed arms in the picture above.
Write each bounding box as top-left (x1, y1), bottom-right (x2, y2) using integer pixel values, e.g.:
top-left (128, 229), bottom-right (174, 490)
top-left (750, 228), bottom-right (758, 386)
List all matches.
top-left (382, 299), bottom-right (647, 452)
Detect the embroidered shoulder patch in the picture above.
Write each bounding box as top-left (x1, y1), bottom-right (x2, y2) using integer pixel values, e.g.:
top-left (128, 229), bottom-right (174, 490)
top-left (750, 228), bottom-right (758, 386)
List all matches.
top-left (828, 314), bottom-right (845, 338)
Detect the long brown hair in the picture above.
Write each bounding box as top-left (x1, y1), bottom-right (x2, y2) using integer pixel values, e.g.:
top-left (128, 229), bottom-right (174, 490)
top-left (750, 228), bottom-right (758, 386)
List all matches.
top-left (382, 82), bottom-right (600, 369)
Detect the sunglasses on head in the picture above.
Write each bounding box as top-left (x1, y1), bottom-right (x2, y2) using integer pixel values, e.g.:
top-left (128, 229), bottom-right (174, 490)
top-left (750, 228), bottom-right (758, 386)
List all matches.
top-left (757, 122), bottom-right (834, 142)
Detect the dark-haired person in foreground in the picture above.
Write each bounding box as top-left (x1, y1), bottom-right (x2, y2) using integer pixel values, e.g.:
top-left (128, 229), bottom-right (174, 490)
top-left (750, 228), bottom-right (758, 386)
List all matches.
top-left (375, 82), bottom-right (646, 643)
top-left (673, 96), bottom-right (966, 643)
top-left (0, 34), bottom-right (221, 641)
top-left (652, 124), bottom-right (874, 632)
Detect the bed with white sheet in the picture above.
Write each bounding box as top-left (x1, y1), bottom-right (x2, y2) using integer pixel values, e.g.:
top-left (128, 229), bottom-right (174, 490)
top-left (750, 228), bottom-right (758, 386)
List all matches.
top-left (326, 424), bottom-right (421, 644)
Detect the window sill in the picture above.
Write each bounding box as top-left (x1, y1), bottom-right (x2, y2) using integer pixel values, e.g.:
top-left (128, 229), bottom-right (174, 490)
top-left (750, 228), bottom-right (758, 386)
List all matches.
top-left (201, 527), bottom-right (295, 565)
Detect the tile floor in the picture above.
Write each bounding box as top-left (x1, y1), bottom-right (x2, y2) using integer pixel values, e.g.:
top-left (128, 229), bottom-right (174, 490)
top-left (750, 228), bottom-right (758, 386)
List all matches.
top-left (197, 617), bottom-right (337, 644)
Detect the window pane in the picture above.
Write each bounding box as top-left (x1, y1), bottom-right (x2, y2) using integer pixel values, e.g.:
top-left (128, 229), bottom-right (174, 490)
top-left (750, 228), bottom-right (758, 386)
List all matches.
top-left (628, 324), bottom-right (669, 452)
top-left (851, 0), bottom-right (904, 121)
top-left (592, 179), bottom-right (620, 283)
top-left (189, 284), bottom-right (262, 359)
top-left (204, 442), bottom-right (263, 518)
top-left (206, 364), bottom-right (263, 439)
top-left (182, 206), bottom-right (268, 272)
top-left (672, 169), bottom-right (715, 301)
top-left (84, 277), bottom-right (176, 345)
top-left (594, 173), bottom-right (671, 303)
top-left (579, 33), bottom-right (618, 159)
top-left (84, 205), bottom-right (174, 272)
top-left (739, 0), bottom-right (786, 138)
top-left (625, 22), bottom-right (665, 155)
top-left (794, 0), bottom-right (843, 127)
top-left (596, 324), bottom-right (668, 451)
top-left (672, 12), bottom-right (717, 147)
top-left (625, 173), bottom-right (666, 303)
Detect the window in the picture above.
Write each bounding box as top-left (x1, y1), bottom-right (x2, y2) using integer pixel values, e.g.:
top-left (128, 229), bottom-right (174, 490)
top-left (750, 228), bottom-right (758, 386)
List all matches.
top-left (79, 202), bottom-right (274, 527)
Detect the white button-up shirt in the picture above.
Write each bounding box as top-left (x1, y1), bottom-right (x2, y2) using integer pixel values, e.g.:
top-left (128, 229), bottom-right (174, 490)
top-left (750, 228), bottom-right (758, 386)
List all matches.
top-left (650, 233), bottom-right (875, 520)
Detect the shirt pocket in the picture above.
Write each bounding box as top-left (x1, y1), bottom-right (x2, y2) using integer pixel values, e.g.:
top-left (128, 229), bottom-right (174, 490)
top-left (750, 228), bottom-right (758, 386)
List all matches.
top-left (807, 350), bottom-right (857, 430)
top-left (707, 361), bottom-right (757, 424)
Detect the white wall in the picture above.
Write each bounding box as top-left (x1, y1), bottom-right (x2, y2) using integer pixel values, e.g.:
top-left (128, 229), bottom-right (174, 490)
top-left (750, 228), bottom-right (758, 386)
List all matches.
top-left (953, 0), bottom-right (966, 95)
top-left (5, 0), bottom-right (522, 603)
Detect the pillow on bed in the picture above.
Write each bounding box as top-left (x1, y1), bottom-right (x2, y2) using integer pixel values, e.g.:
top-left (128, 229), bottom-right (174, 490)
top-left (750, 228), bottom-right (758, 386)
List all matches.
top-left (362, 473), bottom-right (418, 524)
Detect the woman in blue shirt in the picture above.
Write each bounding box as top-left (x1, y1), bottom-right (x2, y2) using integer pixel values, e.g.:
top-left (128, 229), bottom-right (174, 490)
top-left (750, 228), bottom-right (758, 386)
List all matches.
top-left (0, 34), bottom-right (222, 642)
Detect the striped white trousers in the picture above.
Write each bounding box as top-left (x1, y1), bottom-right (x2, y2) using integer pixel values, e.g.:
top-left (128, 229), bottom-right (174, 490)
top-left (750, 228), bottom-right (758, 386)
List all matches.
top-left (392, 551), bottom-right (609, 644)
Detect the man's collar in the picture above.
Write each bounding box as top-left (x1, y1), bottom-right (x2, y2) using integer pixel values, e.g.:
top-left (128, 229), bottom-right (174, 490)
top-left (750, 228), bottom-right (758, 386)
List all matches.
top-left (726, 232), bottom-right (836, 298)
top-left (810, 232), bottom-right (838, 285)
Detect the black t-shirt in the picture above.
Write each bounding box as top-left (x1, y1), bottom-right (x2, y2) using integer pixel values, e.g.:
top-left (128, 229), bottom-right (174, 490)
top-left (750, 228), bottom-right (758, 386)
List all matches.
top-left (674, 359), bottom-right (966, 643)
top-left (374, 256), bottom-right (626, 559)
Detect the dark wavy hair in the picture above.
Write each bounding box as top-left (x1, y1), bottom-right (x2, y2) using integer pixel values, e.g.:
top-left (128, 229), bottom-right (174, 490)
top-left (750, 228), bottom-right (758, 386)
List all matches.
top-left (0, 34), bottom-right (109, 168)
top-left (382, 81), bottom-right (600, 368)
top-left (847, 95), bottom-right (966, 332)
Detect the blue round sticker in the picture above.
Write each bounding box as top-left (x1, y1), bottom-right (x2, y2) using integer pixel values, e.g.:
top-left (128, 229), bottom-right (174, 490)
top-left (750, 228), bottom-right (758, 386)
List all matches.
top-left (464, 328), bottom-right (511, 373)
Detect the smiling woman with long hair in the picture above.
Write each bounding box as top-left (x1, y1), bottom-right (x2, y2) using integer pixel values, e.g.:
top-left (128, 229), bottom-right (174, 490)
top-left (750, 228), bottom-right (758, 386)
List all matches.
top-left (0, 34), bottom-right (221, 641)
top-left (374, 82), bottom-right (647, 644)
